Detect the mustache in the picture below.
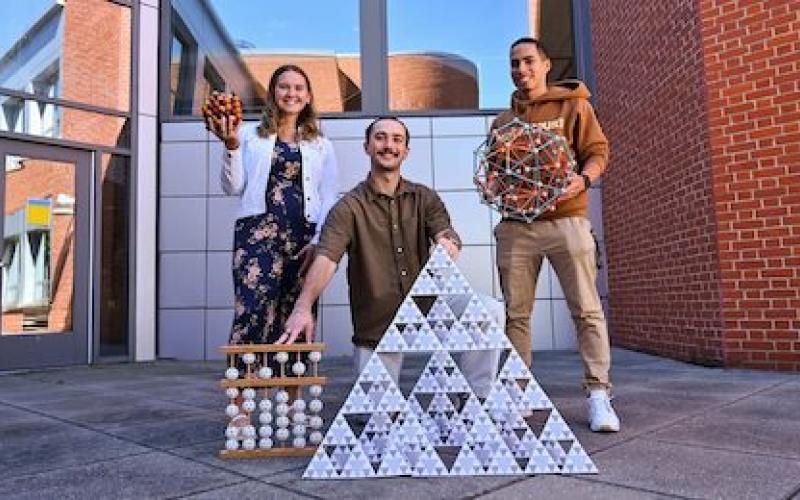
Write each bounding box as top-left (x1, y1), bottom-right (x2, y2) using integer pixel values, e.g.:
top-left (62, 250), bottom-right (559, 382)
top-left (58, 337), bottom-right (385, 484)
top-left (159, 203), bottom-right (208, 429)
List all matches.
top-left (378, 148), bottom-right (400, 156)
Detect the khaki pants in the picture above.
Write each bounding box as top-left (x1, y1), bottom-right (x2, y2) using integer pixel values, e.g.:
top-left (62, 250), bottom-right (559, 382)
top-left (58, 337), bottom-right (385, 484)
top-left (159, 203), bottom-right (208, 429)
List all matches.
top-left (495, 217), bottom-right (611, 391)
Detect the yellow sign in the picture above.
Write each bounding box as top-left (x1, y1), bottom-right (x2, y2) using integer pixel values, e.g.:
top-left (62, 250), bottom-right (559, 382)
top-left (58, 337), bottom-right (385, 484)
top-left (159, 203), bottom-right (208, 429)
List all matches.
top-left (25, 199), bottom-right (51, 227)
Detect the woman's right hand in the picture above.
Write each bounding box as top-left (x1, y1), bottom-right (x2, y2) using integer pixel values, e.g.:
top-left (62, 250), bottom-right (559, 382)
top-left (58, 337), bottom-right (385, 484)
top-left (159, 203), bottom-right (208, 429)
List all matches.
top-left (204, 94), bottom-right (241, 149)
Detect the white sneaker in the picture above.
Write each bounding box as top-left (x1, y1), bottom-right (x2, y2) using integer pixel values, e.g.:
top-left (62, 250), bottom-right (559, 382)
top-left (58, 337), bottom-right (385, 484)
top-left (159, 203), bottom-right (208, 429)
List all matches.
top-left (587, 390), bottom-right (620, 432)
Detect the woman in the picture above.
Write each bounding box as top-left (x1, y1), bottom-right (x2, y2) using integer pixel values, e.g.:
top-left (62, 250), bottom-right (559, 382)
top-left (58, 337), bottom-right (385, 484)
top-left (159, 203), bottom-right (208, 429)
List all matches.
top-left (208, 65), bottom-right (338, 351)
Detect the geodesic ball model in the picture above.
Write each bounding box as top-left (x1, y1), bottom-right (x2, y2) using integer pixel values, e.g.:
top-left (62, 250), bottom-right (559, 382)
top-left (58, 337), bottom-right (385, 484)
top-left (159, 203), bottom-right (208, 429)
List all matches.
top-left (474, 118), bottom-right (578, 222)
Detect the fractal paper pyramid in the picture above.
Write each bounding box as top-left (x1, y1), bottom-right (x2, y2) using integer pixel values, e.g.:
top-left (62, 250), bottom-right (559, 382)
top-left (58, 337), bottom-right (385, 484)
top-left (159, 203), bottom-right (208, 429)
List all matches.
top-left (304, 245), bottom-right (596, 478)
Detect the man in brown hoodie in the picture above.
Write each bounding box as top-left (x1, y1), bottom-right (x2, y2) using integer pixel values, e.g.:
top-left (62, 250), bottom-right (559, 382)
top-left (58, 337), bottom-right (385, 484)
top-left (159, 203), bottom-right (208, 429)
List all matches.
top-left (492, 37), bottom-right (619, 432)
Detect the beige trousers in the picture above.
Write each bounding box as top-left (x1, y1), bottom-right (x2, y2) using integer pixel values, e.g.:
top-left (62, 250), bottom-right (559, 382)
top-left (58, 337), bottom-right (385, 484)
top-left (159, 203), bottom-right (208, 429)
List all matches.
top-left (495, 217), bottom-right (611, 391)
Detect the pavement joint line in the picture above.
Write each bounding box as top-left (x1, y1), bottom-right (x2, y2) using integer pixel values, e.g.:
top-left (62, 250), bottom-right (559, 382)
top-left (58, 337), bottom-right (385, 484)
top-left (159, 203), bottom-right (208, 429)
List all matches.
top-left (588, 378), bottom-right (795, 456)
top-left (0, 450), bottom-right (155, 483)
top-left (649, 436), bottom-right (800, 462)
top-left (568, 475), bottom-right (697, 499)
top-left (782, 481), bottom-right (800, 500)
top-left (462, 477), bottom-right (528, 499)
top-left (163, 479), bottom-right (252, 500)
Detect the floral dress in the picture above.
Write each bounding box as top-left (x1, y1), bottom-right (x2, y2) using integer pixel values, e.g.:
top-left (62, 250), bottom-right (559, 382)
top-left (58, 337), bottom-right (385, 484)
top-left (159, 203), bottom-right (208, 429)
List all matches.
top-left (229, 140), bottom-right (315, 346)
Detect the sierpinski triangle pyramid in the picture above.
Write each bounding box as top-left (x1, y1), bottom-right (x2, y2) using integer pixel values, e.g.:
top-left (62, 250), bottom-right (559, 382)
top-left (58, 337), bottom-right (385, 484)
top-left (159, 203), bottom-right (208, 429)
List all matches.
top-left (303, 244), bottom-right (597, 479)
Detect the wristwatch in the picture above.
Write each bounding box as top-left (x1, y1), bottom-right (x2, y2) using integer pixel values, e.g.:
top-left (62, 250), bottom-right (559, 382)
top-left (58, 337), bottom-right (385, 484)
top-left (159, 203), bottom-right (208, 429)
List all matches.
top-left (580, 173), bottom-right (592, 191)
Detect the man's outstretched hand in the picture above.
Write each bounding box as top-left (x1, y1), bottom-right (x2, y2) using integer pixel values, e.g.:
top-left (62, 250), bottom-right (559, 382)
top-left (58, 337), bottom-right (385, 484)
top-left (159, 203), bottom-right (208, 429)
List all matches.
top-left (277, 307), bottom-right (315, 344)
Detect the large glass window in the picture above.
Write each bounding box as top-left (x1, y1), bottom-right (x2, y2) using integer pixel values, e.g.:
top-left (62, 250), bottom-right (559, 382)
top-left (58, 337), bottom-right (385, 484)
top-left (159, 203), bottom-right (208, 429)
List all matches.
top-left (0, 0), bottom-right (131, 113)
top-left (387, 0), bottom-right (576, 112)
top-left (169, 0), bottom-right (361, 115)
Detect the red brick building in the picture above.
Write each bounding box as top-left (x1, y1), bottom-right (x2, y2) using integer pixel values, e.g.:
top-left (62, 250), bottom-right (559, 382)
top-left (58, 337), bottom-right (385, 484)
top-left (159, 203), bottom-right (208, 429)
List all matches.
top-left (592, 0), bottom-right (800, 370)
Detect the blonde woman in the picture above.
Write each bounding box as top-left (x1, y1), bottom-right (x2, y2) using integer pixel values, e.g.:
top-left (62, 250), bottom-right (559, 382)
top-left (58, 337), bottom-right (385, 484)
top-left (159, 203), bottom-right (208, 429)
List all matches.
top-left (208, 65), bottom-right (338, 351)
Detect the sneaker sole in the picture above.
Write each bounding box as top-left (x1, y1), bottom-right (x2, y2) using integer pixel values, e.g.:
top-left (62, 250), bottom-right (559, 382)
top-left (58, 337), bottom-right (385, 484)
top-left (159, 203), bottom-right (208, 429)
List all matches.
top-left (590, 423), bottom-right (620, 433)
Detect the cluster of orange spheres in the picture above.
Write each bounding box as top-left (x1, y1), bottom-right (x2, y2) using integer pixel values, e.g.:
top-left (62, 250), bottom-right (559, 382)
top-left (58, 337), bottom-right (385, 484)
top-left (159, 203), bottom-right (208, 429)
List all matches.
top-left (474, 118), bottom-right (577, 222)
top-left (202, 91), bottom-right (243, 130)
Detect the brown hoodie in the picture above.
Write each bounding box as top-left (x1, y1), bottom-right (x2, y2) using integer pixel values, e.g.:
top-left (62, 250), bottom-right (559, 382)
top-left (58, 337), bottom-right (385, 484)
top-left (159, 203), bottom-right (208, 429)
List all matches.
top-left (491, 80), bottom-right (609, 221)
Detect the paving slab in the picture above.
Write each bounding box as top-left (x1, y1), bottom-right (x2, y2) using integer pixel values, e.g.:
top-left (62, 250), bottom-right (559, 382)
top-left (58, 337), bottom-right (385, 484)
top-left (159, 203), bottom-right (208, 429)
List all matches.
top-left (591, 437), bottom-right (800, 499)
top-left (0, 451), bottom-right (241, 499)
top-left (267, 470), bottom-right (521, 500)
top-left (477, 475), bottom-right (677, 500)
top-left (170, 440), bottom-right (309, 479)
top-left (183, 480), bottom-right (314, 499)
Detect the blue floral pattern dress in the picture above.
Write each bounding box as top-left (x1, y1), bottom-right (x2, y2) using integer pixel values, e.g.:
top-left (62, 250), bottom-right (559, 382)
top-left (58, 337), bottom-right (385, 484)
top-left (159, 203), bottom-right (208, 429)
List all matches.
top-left (229, 140), bottom-right (315, 345)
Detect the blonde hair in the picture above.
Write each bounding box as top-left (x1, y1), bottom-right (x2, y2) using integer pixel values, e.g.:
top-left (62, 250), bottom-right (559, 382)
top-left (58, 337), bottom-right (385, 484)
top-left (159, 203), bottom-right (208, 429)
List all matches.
top-left (257, 65), bottom-right (321, 141)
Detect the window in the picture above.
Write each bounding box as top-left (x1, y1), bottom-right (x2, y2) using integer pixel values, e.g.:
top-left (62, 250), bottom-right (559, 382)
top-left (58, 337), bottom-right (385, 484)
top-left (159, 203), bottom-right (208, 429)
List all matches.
top-left (169, 0), bottom-right (361, 115)
top-left (387, 0), bottom-right (576, 112)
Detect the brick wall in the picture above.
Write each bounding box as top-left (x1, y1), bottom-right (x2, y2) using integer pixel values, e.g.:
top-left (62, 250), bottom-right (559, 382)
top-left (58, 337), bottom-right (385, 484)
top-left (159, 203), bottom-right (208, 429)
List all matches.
top-left (699, 0), bottom-right (800, 369)
top-left (592, 0), bottom-right (800, 370)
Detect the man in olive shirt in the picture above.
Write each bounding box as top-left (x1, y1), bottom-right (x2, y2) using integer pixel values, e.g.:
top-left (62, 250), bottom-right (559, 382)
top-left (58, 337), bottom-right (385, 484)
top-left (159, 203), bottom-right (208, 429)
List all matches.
top-left (281, 117), bottom-right (495, 393)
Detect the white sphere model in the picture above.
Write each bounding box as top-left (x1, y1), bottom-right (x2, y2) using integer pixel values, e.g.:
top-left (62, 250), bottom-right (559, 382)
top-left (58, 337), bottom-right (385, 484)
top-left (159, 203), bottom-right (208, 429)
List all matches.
top-left (275, 390), bottom-right (290, 404)
top-left (276, 416), bottom-right (290, 428)
top-left (259, 438), bottom-right (273, 449)
top-left (242, 438), bottom-right (256, 450)
top-left (225, 439), bottom-right (239, 450)
top-left (292, 412), bottom-right (307, 425)
top-left (258, 366), bottom-right (273, 379)
top-left (242, 400), bottom-right (256, 413)
top-left (309, 416), bottom-right (323, 429)
top-left (225, 367), bottom-right (239, 380)
top-left (225, 426), bottom-right (239, 440)
top-left (291, 361), bottom-right (306, 376)
top-left (309, 385), bottom-right (323, 398)
top-left (225, 404), bottom-right (240, 418)
top-left (259, 412), bottom-right (273, 425)
top-left (293, 399), bottom-right (307, 412)
top-left (258, 399), bottom-right (272, 412)
top-left (309, 399), bottom-right (323, 413)
top-left (242, 425), bottom-right (256, 439)
top-left (225, 387), bottom-right (239, 399)
top-left (259, 425), bottom-right (273, 437)
top-left (309, 351), bottom-right (322, 363)
top-left (293, 437), bottom-right (306, 448)
top-left (275, 351), bottom-right (289, 364)
top-left (292, 424), bottom-right (306, 437)
top-left (276, 428), bottom-right (290, 441)
top-left (275, 403), bottom-right (290, 417)
top-left (242, 388), bottom-right (256, 400)
top-left (242, 352), bottom-right (256, 365)
top-left (309, 431), bottom-right (323, 445)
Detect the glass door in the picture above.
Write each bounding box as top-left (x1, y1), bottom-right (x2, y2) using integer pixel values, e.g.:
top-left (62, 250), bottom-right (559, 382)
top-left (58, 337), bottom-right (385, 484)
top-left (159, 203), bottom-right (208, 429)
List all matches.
top-left (0, 139), bottom-right (91, 369)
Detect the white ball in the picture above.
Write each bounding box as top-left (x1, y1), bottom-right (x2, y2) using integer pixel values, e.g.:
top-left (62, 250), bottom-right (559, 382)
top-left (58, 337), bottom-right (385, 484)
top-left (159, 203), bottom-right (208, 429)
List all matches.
top-left (225, 426), bottom-right (239, 439)
top-left (242, 400), bottom-right (256, 413)
top-left (275, 390), bottom-right (290, 404)
top-left (225, 367), bottom-right (239, 380)
top-left (242, 352), bottom-right (256, 365)
top-left (309, 416), bottom-right (323, 429)
top-left (292, 412), bottom-right (307, 425)
top-left (292, 361), bottom-right (306, 376)
top-left (259, 438), bottom-right (273, 449)
top-left (242, 425), bottom-right (256, 438)
top-left (258, 366), bottom-right (273, 379)
top-left (293, 399), bottom-right (307, 412)
top-left (242, 438), bottom-right (256, 450)
top-left (293, 424), bottom-right (306, 437)
top-left (308, 399), bottom-right (323, 413)
top-left (225, 387), bottom-right (239, 399)
top-left (275, 403), bottom-right (289, 416)
top-left (293, 437), bottom-right (306, 448)
top-left (259, 425), bottom-right (273, 437)
top-left (309, 431), bottom-right (323, 445)
top-left (275, 351), bottom-right (289, 364)
top-left (258, 399), bottom-right (273, 412)
top-left (276, 416), bottom-right (290, 428)
top-left (242, 388), bottom-right (256, 400)
top-left (309, 385), bottom-right (323, 397)
top-left (225, 404), bottom-right (240, 418)
top-left (309, 351), bottom-right (322, 363)
top-left (276, 428), bottom-right (290, 441)
top-left (259, 412), bottom-right (273, 425)
top-left (225, 439), bottom-right (239, 450)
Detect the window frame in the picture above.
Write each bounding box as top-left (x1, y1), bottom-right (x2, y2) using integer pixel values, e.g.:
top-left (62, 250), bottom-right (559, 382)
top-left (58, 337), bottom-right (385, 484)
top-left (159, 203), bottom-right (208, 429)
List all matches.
top-left (159, 0), bottom-right (593, 120)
